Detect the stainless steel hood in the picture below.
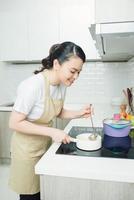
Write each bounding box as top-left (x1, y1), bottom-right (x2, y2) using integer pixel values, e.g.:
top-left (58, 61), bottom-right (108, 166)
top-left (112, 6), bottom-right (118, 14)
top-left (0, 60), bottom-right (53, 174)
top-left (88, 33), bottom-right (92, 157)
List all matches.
top-left (89, 21), bottom-right (134, 61)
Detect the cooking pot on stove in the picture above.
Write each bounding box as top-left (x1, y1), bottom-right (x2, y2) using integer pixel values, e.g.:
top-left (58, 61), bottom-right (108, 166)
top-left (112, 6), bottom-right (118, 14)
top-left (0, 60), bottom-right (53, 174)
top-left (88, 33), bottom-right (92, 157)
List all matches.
top-left (103, 134), bottom-right (131, 153)
top-left (70, 133), bottom-right (102, 151)
top-left (103, 119), bottom-right (131, 137)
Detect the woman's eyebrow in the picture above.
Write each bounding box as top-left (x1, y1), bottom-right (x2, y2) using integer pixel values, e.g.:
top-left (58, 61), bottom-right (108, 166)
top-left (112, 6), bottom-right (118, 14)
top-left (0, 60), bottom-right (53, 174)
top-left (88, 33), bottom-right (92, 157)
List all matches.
top-left (71, 67), bottom-right (81, 72)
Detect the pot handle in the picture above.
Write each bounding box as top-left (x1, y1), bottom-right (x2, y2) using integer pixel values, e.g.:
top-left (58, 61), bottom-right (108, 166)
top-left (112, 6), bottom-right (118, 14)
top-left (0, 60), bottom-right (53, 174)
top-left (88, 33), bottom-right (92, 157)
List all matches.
top-left (70, 137), bottom-right (78, 143)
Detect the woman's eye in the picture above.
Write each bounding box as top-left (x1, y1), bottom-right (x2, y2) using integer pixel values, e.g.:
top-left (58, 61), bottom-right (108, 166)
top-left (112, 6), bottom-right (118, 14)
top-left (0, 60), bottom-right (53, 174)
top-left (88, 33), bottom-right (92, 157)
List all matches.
top-left (71, 71), bottom-right (75, 73)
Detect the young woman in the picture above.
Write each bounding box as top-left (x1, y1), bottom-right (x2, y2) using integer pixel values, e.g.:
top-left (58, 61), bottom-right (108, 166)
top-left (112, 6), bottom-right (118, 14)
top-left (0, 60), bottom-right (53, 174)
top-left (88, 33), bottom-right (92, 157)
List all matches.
top-left (9, 41), bottom-right (91, 200)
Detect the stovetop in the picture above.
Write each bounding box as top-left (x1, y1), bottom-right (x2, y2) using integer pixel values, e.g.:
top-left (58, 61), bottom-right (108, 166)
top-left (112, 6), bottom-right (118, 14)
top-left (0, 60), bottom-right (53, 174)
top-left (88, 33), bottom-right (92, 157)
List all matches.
top-left (56, 126), bottom-right (134, 159)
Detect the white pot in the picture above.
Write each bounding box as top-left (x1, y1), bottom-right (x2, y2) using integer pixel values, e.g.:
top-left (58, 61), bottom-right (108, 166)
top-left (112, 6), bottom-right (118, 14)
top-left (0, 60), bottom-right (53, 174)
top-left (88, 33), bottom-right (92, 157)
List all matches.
top-left (70, 133), bottom-right (102, 151)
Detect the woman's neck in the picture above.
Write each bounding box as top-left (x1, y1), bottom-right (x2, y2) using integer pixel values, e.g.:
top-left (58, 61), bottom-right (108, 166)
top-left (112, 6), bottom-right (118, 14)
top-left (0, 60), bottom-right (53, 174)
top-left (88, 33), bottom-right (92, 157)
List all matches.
top-left (48, 70), bottom-right (60, 86)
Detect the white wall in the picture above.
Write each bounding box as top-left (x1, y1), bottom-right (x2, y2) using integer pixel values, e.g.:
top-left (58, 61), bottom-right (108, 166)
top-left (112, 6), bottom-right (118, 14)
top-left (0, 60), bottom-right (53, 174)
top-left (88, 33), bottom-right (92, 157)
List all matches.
top-left (65, 61), bottom-right (134, 120)
top-left (0, 61), bottom-right (134, 121)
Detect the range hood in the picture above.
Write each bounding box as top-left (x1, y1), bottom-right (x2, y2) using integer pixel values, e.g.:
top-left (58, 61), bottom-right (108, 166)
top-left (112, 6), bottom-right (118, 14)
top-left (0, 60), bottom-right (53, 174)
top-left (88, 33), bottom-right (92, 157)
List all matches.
top-left (89, 21), bottom-right (134, 61)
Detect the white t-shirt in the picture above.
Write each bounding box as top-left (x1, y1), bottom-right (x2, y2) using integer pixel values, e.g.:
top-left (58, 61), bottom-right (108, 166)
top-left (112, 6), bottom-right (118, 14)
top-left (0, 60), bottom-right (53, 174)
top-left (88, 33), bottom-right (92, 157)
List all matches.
top-left (13, 73), bottom-right (66, 121)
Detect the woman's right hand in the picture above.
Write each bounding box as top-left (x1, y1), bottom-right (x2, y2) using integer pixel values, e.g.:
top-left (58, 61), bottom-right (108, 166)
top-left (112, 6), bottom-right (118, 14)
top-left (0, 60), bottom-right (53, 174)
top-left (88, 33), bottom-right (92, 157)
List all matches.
top-left (52, 130), bottom-right (71, 144)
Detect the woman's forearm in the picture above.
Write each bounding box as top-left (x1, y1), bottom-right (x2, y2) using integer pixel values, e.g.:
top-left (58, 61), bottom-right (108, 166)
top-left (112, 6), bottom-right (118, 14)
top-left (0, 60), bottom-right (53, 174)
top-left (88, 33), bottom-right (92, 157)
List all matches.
top-left (58, 108), bottom-right (82, 119)
top-left (58, 105), bottom-right (91, 119)
top-left (9, 119), bottom-right (58, 137)
top-left (9, 111), bottom-right (69, 143)
top-left (9, 119), bottom-right (71, 143)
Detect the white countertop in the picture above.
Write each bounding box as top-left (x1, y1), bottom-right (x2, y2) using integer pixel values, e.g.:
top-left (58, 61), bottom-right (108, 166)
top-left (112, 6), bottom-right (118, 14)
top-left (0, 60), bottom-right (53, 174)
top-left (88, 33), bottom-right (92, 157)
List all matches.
top-left (35, 118), bottom-right (134, 183)
top-left (0, 106), bottom-right (12, 111)
top-left (0, 102), bottom-right (14, 111)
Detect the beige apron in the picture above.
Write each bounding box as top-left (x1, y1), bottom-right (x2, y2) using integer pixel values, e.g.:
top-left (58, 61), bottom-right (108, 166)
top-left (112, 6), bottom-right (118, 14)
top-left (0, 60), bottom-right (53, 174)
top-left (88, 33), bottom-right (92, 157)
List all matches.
top-left (9, 70), bottom-right (64, 194)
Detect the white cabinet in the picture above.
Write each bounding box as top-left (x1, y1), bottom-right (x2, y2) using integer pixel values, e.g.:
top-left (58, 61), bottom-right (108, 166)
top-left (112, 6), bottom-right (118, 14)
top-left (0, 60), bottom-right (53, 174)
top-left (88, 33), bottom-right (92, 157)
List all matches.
top-left (0, 0), bottom-right (59, 61)
top-left (95, 0), bottom-right (134, 23)
top-left (41, 175), bottom-right (134, 200)
top-left (28, 1), bottom-right (59, 60)
top-left (59, 0), bottom-right (99, 59)
top-left (0, 0), bottom-right (28, 61)
top-left (0, 0), bottom-right (98, 61)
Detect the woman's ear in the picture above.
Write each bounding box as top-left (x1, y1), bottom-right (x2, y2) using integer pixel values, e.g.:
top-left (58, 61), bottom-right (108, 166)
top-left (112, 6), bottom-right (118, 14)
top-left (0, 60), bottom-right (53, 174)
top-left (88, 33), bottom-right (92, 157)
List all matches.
top-left (53, 59), bottom-right (61, 71)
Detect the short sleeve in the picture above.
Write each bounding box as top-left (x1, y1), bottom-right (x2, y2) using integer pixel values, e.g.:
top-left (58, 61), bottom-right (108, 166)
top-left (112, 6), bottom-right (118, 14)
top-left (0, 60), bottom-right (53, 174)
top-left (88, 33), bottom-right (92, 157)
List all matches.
top-left (13, 81), bottom-right (37, 115)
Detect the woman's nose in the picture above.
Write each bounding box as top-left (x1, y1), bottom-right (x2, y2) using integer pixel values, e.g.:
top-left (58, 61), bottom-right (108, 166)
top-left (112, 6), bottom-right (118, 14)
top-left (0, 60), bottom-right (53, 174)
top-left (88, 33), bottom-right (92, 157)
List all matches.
top-left (73, 72), bottom-right (79, 79)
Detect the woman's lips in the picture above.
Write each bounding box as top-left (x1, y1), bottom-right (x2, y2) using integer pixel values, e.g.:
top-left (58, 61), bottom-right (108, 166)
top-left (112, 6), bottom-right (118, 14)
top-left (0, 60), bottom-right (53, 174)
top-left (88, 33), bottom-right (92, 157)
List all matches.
top-left (66, 79), bottom-right (75, 86)
top-left (69, 79), bottom-right (75, 84)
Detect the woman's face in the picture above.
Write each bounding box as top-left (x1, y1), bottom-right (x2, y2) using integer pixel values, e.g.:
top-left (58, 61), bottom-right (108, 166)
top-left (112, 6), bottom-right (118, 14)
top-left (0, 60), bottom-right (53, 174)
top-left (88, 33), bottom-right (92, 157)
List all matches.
top-left (57, 56), bottom-right (84, 86)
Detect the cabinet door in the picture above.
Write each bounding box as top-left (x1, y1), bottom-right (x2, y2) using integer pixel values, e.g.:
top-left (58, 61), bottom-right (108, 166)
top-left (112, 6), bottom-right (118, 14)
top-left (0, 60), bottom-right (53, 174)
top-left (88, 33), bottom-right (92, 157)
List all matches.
top-left (56, 118), bottom-right (70, 130)
top-left (28, 1), bottom-right (59, 60)
top-left (95, 0), bottom-right (134, 23)
top-left (0, 12), bottom-right (28, 61)
top-left (59, 1), bottom-right (99, 60)
top-left (0, 112), bottom-right (12, 158)
top-left (0, 1), bottom-right (28, 61)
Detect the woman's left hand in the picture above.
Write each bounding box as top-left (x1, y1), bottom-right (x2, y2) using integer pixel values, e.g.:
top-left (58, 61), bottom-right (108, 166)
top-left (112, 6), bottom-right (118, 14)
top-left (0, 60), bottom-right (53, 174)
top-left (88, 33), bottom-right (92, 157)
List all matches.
top-left (79, 104), bottom-right (93, 118)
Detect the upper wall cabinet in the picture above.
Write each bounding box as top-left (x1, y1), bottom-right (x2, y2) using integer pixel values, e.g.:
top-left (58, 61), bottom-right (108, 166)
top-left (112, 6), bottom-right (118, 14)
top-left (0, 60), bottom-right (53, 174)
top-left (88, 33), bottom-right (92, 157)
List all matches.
top-left (0, 0), bottom-right (28, 61)
top-left (59, 0), bottom-right (100, 60)
top-left (28, 1), bottom-right (59, 60)
top-left (0, 0), bottom-right (60, 61)
top-left (95, 0), bottom-right (134, 23)
top-left (0, 0), bottom-right (98, 61)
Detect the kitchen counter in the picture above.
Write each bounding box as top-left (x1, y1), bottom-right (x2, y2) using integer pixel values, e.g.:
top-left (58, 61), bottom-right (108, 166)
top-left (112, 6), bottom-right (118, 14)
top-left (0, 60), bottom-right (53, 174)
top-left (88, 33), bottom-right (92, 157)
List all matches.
top-left (0, 106), bottom-right (12, 112)
top-left (35, 118), bottom-right (134, 184)
top-left (0, 102), bottom-right (14, 112)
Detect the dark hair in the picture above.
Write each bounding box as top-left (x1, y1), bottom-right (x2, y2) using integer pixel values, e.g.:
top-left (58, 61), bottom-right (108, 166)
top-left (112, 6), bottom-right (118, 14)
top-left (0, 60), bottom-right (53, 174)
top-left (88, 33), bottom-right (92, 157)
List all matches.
top-left (34, 41), bottom-right (86, 74)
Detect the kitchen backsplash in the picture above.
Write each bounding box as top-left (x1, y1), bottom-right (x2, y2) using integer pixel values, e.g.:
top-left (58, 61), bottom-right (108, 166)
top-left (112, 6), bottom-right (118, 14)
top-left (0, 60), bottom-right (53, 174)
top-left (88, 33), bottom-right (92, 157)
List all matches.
top-left (0, 61), bottom-right (134, 121)
top-left (0, 62), bottom-right (38, 105)
top-left (64, 61), bottom-right (134, 120)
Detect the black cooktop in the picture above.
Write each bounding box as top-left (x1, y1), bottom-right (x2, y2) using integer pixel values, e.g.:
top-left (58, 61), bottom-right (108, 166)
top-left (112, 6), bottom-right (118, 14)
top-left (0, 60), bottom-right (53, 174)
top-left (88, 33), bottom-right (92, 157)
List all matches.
top-left (56, 126), bottom-right (134, 159)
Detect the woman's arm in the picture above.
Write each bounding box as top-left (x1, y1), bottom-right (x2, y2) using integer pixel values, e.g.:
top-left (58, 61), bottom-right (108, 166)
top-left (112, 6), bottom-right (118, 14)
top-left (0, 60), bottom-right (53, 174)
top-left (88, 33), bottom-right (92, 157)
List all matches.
top-left (9, 111), bottom-right (70, 143)
top-left (58, 105), bottom-right (91, 119)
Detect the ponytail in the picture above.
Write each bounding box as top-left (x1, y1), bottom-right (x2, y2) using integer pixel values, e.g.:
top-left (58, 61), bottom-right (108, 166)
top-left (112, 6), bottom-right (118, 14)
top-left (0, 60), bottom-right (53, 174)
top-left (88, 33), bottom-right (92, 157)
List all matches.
top-left (34, 55), bottom-right (51, 74)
